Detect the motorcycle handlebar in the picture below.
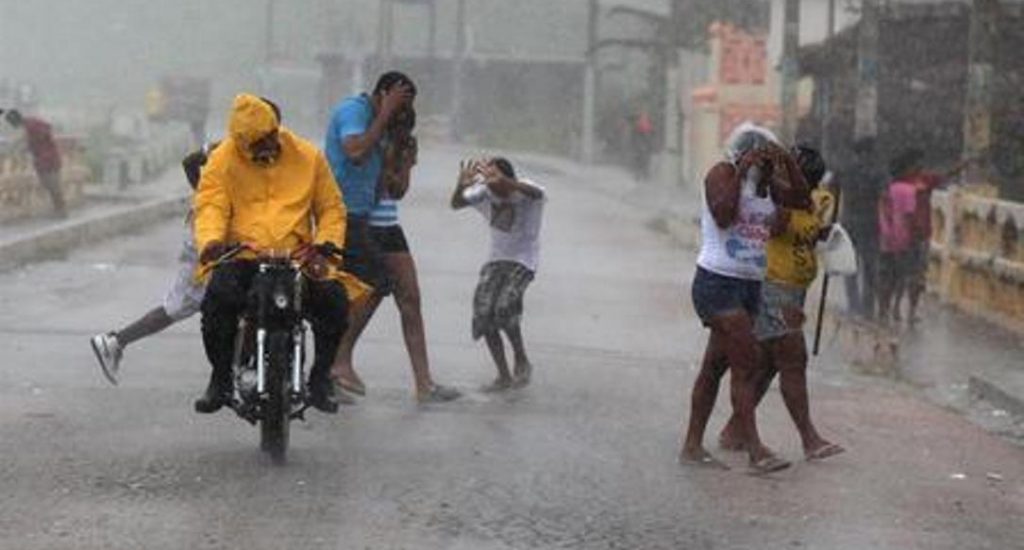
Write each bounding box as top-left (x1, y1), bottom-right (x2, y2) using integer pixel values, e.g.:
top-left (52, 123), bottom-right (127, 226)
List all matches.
top-left (201, 242), bottom-right (348, 273)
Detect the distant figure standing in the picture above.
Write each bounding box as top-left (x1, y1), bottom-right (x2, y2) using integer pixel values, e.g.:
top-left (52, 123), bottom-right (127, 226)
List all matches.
top-left (4, 109), bottom-right (65, 218)
top-left (877, 157), bottom-right (919, 324)
top-left (837, 138), bottom-right (884, 319)
top-left (905, 153), bottom-right (943, 324)
top-left (632, 108), bottom-right (654, 180)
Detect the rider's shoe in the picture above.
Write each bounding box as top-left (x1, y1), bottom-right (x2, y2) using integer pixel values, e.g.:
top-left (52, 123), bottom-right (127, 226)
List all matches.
top-left (90, 332), bottom-right (123, 386)
top-left (307, 375), bottom-right (339, 414)
top-left (194, 373), bottom-right (232, 414)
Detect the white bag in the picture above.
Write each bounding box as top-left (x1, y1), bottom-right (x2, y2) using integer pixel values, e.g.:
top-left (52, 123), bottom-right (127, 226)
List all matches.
top-left (816, 223), bottom-right (858, 276)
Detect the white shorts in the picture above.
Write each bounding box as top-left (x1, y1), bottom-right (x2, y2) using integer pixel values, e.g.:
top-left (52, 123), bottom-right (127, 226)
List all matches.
top-left (162, 263), bottom-right (206, 321)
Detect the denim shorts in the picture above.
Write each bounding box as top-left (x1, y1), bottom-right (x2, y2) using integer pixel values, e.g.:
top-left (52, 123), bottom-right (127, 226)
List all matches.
top-left (691, 266), bottom-right (761, 326)
top-left (345, 216), bottom-right (392, 296)
top-left (753, 281), bottom-right (807, 341)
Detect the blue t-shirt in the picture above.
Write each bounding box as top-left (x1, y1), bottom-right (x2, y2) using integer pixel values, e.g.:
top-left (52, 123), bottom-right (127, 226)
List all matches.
top-left (324, 94), bottom-right (381, 216)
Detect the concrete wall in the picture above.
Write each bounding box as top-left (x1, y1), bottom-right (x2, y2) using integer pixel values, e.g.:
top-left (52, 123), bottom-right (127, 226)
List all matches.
top-left (930, 188), bottom-right (1024, 332)
top-left (0, 137), bottom-right (90, 222)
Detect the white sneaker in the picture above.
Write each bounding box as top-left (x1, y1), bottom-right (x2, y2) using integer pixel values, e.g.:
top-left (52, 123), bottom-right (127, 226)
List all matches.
top-left (90, 332), bottom-right (123, 385)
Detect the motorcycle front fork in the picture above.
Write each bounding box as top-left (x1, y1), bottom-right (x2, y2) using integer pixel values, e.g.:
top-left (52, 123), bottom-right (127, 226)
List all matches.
top-left (231, 319), bottom-right (307, 417)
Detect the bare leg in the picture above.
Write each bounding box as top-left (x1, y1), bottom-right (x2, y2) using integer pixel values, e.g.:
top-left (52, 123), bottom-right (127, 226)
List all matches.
top-left (482, 331), bottom-right (513, 391)
top-left (892, 277), bottom-right (905, 322)
top-left (681, 330), bottom-right (729, 462)
top-left (908, 279), bottom-right (924, 323)
top-left (383, 252), bottom-right (434, 393)
top-left (878, 267), bottom-right (894, 323)
top-left (504, 324), bottom-right (532, 384)
top-left (773, 335), bottom-right (821, 448)
top-left (719, 342), bottom-right (777, 450)
top-left (117, 307), bottom-right (176, 347)
top-left (712, 312), bottom-right (781, 466)
top-left (39, 171), bottom-right (67, 218)
top-left (330, 292), bottom-right (383, 389)
top-left (775, 333), bottom-right (844, 459)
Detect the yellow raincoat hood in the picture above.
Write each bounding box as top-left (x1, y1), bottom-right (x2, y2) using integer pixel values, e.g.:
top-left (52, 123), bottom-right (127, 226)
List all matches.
top-left (228, 93), bottom-right (278, 151)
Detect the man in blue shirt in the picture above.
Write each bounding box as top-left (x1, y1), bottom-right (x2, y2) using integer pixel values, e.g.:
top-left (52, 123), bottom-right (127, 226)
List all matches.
top-left (324, 72), bottom-right (460, 404)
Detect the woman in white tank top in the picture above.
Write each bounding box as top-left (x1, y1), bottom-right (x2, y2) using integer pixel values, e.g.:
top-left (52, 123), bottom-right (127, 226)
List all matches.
top-left (681, 123), bottom-right (801, 474)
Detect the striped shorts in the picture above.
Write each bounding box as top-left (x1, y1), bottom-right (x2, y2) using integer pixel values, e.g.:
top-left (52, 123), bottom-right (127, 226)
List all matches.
top-left (472, 261), bottom-right (534, 340)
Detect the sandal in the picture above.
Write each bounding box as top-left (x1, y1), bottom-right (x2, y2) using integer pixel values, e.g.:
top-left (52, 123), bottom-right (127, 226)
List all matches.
top-left (481, 378), bottom-right (514, 393)
top-left (330, 380), bottom-right (358, 405)
top-left (679, 450), bottom-right (731, 471)
top-left (749, 455), bottom-right (791, 475)
top-left (805, 442), bottom-right (845, 461)
top-left (335, 376), bottom-right (366, 396)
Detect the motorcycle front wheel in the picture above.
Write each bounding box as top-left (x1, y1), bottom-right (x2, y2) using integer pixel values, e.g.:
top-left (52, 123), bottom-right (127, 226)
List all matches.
top-left (260, 331), bottom-right (292, 465)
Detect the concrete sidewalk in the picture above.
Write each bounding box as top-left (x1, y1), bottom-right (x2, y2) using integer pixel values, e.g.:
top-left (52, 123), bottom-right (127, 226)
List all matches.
top-left (0, 169), bottom-right (189, 270)
top-left (893, 299), bottom-right (1024, 439)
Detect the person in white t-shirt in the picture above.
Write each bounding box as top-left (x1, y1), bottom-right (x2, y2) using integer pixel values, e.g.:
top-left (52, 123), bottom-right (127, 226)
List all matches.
top-left (451, 157), bottom-right (546, 391)
top-left (89, 141), bottom-right (219, 385)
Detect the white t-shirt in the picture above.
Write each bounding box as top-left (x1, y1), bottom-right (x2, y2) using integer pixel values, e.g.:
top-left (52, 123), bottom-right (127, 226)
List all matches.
top-left (462, 178), bottom-right (546, 272)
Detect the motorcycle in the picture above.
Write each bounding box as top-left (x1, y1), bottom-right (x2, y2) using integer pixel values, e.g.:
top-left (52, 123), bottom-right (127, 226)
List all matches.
top-left (207, 243), bottom-right (343, 464)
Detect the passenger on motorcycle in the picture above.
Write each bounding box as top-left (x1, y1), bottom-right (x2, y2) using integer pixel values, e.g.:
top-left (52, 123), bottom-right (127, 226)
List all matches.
top-left (193, 93), bottom-right (367, 414)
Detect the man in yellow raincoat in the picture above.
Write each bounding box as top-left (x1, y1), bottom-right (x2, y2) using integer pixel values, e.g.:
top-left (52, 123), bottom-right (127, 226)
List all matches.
top-left (193, 94), bottom-right (366, 414)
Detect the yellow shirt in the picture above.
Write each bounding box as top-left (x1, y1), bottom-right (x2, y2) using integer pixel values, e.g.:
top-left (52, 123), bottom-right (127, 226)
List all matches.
top-left (193, 127), bottom-right (369, 302)
top-left (765, 189), bottom-right (835, 288)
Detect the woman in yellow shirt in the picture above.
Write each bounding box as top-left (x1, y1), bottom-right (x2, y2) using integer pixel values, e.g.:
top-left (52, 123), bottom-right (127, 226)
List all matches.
top-left (719, 145), bottom-right (845, 462)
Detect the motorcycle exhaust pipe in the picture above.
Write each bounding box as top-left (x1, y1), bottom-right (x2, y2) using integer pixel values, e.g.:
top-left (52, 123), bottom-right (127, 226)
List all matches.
top-left (256, 328), bottom-right (267, 394)
top-left (292, 328), bottom-right (303, 394)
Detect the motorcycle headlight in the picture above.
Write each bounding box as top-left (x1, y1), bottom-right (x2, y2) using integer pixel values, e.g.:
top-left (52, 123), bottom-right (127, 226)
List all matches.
top-left (273, 290), bottom-right (289, 310)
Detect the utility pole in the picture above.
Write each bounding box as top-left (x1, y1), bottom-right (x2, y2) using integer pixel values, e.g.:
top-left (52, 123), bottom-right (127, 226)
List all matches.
top-left (853, 0), bottom-right (879, 142)
top-left (265, 0), bottom-right (276, 64)
top-left (962, 0), bottom-right (998, 187)
top-left (450, 0), bottom-right (467, 141)
top-left (376, 0), bottom-right (395, 72)
top-left (779, 0), bottom-right (801, 144)
top-left (819, 0), bottom-right (836, 157)
top-left (582, 0), bottom-right (599, 163)
top-left (427, 0), bottom-right (437, 62)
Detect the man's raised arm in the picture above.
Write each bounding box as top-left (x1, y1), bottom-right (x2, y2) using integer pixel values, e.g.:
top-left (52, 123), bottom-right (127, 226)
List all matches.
top-left (341, 84), bottom-right (412, 163)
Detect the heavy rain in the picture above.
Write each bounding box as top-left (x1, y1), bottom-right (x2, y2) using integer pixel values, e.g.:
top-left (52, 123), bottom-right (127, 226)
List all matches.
top-left (0, 1), bottom-right (1022, 549)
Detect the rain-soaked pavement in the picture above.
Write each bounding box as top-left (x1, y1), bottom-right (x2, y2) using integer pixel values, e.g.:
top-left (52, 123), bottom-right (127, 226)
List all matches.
top-left (0, 145), bottom-right (1022, 549)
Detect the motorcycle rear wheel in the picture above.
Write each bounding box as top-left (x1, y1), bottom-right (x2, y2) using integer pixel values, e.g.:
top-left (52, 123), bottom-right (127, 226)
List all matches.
top-left (260, 331), bottom-right (292, 465)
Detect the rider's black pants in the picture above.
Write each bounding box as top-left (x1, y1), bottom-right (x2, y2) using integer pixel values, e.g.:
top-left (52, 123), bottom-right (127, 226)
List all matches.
top-left (200, 261), bottom-right (349, 384)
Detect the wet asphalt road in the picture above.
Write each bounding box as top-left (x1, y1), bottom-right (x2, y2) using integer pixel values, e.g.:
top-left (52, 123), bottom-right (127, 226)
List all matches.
top-left (1, 146), bottom-right (1022, 550)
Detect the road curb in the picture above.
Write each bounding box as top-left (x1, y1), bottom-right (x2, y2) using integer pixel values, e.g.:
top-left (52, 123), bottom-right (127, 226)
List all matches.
top-left (969, 374), bottom-right (1024, 418)
top-left (0, 194), bottom-right (189, 271)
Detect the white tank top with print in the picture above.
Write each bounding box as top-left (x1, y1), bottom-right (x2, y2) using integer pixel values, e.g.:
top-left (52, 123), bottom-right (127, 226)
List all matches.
top-left (696, 168), bottom-right (776, 281)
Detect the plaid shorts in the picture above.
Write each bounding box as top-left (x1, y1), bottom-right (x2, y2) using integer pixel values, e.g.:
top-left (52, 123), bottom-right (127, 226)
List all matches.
top-left (472, 261), bottom-right (534, 340)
